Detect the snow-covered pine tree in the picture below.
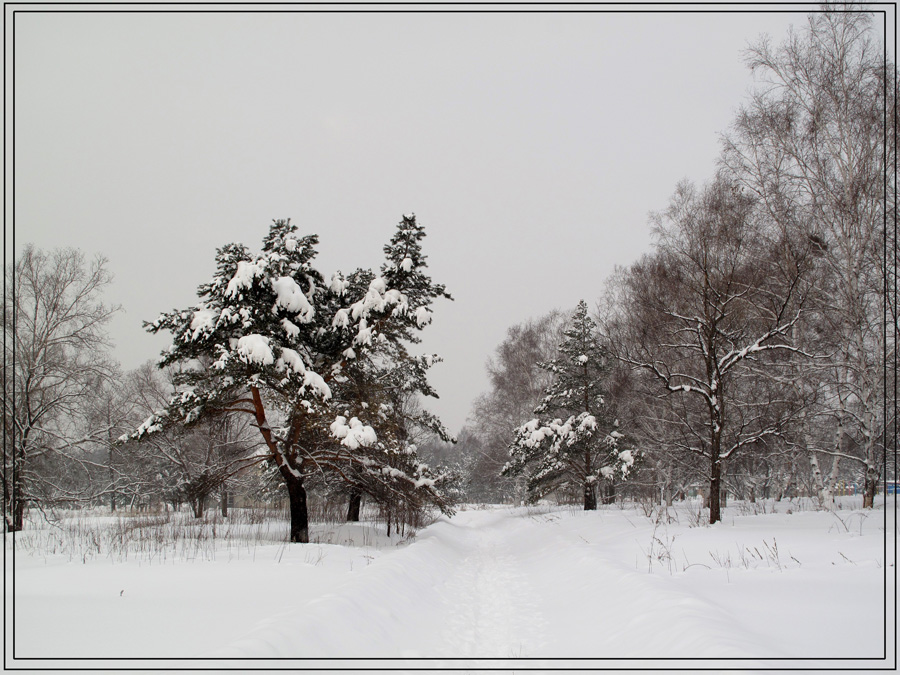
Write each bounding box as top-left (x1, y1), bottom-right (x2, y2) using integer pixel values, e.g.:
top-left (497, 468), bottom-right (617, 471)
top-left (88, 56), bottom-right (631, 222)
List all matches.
top-left (325, 312), bottom-right (457, 528)
top-left (134, 215), bottom-right (453, 542)
top-left (502, 300), bottom-right (636, 510)
top-left (325, 215), bottom-right (456, 525)
top-left (380, 214), bottom-right (451, 344)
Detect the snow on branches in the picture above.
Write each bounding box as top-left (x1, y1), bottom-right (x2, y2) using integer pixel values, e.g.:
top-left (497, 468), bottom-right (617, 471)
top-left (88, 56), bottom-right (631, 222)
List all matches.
top-left (503, 301), bottom-right (637, 509)
top-left (138, 215), bottom-right (455, 541)
top-left (330, 415), bottom-right (377, 450)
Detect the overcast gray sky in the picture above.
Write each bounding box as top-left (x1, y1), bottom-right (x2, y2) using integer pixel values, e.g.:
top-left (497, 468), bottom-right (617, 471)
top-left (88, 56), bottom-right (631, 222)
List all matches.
top-left (12, 7), bottom-right (877, 433)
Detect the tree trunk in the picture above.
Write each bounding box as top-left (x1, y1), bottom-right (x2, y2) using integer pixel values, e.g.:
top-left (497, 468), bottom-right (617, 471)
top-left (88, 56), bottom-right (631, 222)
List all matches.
top-left (817, 421), bottom-right (846, 508)
top-left (347, 491), bottom-right (362, 522)
top-left (220, 484), bottom-right (228, 518)
top-left (664, 483), bottom-right (674, 507)
top-left (709, 455), bottom-right (722, 524)
top-left (602, 480), bottom-right (616, 505)
top-left (191, 496), bottom-right (205, 519)
top-left (776, 461), bottom-right (793, 501)
top-left (583, 482), bottom-right (597, 510)
top-left (108, 433), bottom-right (116, 512)
top-left (814, 453), bottom-right (842, 509)
top-left (9, 496), bottom-right (25, 533)
top-left (810, 451), bottom-right (830, 508)
top-left (11, 448), bottom-right (27, 531)
top-left (285, 476), bottom-right (309, 543)
top-left (863, 462), bottom-right (877, 508)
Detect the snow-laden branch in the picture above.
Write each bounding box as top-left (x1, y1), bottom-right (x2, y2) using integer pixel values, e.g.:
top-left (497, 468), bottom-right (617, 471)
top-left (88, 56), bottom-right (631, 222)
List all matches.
top-left (716, 309), bottom-right (808, 374)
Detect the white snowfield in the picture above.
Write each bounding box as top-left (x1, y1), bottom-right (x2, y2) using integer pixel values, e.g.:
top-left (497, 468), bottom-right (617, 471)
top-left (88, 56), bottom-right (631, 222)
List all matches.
top-left (6, 499), bottom-right (895, 671)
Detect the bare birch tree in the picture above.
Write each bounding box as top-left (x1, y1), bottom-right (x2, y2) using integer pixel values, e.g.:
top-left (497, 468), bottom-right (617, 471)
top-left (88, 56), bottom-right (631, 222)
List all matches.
top-left (722, 8), bottom-right (895, 507)
top-left (3, 246), bottom-right (119, 531)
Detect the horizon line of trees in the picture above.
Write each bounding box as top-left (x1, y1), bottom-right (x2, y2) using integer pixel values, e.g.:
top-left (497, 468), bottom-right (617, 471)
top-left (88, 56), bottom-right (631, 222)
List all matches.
top-left (4, 7), bottom-right (896, 533)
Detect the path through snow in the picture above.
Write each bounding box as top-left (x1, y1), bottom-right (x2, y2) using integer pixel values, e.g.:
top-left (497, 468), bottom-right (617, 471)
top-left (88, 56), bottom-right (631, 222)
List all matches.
top-left (210, 507), bottom-right (802, 660)
top-left (435, 514), bottom-right (546, 657)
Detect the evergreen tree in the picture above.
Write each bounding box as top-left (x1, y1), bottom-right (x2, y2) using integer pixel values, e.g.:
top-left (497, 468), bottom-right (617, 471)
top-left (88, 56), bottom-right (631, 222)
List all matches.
top-left (133, 215), bottom-right (453, 542)
top-left (324, 215), bottom-right (457, 524)
top-left (502, 301), bottom-right (635, 509)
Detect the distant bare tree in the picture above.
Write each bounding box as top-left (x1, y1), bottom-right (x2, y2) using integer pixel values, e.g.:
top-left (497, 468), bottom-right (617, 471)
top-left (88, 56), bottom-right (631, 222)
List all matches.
top-left (607, 177), bottom-right (812, 524)
top-left (3, 246), bottom-right (120, 531)
top-left (80, 368), bottom-right (142, 512)
top-left (123, 361), bottom-right (262, 517)
top-left (463, 311), bottom-right (566, 503)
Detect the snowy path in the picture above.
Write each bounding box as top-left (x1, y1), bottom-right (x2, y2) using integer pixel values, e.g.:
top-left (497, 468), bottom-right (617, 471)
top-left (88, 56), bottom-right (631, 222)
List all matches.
top-left (210, 508), bottom-right (552, 659)
top-left (434, 515), bottom-right (547, 657)
top-left (210, 507), bottom-right (783, 660)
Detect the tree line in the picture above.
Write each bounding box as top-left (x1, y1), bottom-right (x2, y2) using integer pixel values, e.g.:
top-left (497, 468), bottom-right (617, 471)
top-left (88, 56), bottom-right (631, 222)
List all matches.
top-left (442, 9), bottom-right (896, 523)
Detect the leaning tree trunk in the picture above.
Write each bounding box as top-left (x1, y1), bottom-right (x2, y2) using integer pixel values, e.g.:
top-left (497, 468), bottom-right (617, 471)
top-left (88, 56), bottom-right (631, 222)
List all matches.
top-left (347, 490), bottom-right (362, 522)
top-left (251, 387), bottom-right (309, 543)
top-left (285, 475), bottom-right (309, 543)
top-left (583, 482), bottom-right (597, 511)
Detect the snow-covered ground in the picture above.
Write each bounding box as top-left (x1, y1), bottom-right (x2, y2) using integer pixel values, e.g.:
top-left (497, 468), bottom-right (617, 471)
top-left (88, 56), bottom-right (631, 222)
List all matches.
top-left (5, 497), bottom-right (895, 671)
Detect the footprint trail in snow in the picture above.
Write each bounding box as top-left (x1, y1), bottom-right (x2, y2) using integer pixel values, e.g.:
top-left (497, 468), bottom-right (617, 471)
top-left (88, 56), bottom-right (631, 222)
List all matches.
top-left (437, 526), bottom-right (546, 658)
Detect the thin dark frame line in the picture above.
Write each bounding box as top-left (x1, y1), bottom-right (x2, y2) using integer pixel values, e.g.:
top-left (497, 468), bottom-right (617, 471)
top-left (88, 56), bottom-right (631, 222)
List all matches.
top-left (3, 667), bottom-right (900, 673)
top-left (884, 4), bottom-right (900, 667)
top-left (5, 2), bottom-right (893, 668)
top-left (2, 1), bottom-right (896, 5)
top-left (882, 8), bottom-right (888, 662)
top-left (6, 8), bottom-right (879, 11)
top-left (12, 656), bottom-right (895, 661)
top-left (884, 14), bottom-right (889, 667)
top-left (10, 667), bottom-right (887, 671)
top-left (5, 659), bottom-right (897, 673)
top-left (5, 2), bottom-right (896, 671)
top-left (9, 6), bottom-right (15, 667)
top-left (2, 2), bottom-right (6, 670)
top-left (5, 666), bottom-right (900, 671)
